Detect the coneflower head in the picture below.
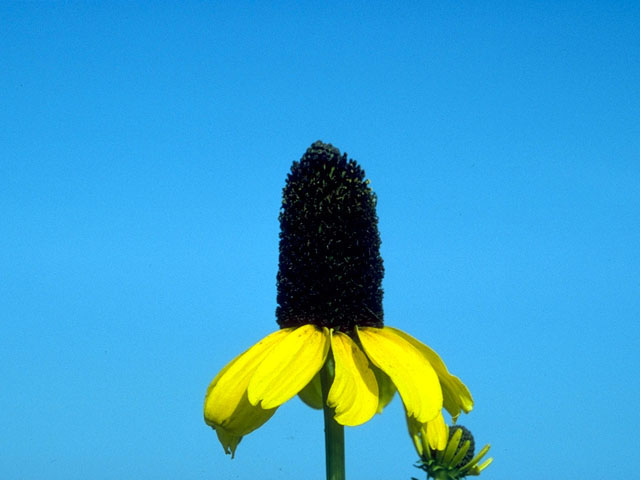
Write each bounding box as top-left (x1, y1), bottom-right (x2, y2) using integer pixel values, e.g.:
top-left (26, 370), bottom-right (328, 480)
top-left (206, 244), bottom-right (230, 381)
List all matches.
top-left (276, 141), bottom-right (384, 331)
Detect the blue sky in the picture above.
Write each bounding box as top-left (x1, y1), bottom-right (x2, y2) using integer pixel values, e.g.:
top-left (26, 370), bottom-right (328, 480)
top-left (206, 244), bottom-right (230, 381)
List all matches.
top-left (1, 2), bottom-right (638, 479)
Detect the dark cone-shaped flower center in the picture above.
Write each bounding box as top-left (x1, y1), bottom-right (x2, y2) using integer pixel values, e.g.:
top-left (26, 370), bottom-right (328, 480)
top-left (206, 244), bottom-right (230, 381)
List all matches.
top-left (276, 141), bottom-right (384, 331)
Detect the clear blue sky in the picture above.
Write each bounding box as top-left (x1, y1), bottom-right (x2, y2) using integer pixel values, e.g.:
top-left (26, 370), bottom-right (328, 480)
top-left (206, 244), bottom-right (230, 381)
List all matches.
top-left (1, 2), bottom-right (638, 479)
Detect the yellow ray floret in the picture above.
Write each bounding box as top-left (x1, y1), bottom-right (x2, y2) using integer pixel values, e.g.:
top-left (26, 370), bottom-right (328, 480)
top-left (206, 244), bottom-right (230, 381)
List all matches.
top-left (387, 327), bottom-right (473, 418)
top-left (204, 329), bottom-right (291, 456)
top-left (248, 325), bottom-right (329, 409)
top-left (204, 329), bottom-right (289, 430)
top-left (357, 326), bottom-right (443, 424)
top-left (328, 331), bottom-right (379, 426)
top-left (407, 410), bottom-right (448, 455)
top-left (425, 411), bottom-right (448, 450)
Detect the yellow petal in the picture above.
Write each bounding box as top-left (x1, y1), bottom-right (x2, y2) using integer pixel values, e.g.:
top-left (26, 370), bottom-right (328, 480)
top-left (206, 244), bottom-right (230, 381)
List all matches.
top-left (357, 326), bottom-right (443, 423)
top-left (426, 411), bottom-right (448, 451)
top-left (386, 327), bottom-right (473, 418)
top-left (297, 372), bottom-right (323, 409)
top-left (327, 331), bottom-right (379, 426)
top-left (372, 365), bottom-right (397, 413)
top-left (214, 390), bottom-right (277, 437)
top-left (248, 325), bottom-right (329, 409)
top-left (204, 329), bottom-right (290, 431)
top-left (406, 409), bottom-right (447, 456)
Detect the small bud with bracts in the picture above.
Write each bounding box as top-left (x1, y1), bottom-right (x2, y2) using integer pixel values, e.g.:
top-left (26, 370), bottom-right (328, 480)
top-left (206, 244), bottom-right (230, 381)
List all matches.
top-left (412, 425), bottom-right (492, 480)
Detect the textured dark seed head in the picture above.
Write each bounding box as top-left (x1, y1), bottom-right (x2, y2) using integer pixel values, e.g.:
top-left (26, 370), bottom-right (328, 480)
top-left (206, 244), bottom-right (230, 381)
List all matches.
top-left (276, 141), bottom-right (384, 331)
top-left (448, 425), bottom-right (475, 467)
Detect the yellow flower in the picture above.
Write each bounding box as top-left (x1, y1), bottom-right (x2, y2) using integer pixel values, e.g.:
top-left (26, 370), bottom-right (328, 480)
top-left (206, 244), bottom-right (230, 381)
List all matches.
top-left (411, 423), bottom-right (493, 479)
top-left (203, 142), bottom-right (473, 457)
top-left (204, 324), bottom-right (472, 456)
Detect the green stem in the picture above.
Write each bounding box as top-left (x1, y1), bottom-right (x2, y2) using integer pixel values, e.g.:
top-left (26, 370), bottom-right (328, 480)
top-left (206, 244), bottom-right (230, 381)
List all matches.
top-left (433, 471), bottom-right (451, 480)
top-left (320, 353), bottom-right (345, 480)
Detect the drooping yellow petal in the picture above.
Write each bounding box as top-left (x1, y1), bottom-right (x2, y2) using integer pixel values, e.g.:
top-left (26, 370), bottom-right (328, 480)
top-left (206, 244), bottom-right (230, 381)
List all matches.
top-left (425, 411), bottom-right (448, 451)
top-left (297, 371), bottom-right (323, 409)
top-left (248, 325), bottom-right (330, 409)
top-left (204, 329), bottom-right (291, 431)
top-left (328, 331), bottom-right (379, 426)
top-left (386, 327), bottom-right (473, 418)
top-left (214, 390), bottom-right (277, 437)
top-left (372, 365), bottom-right (397, 413)
top-left (407, 409), bottom-right (448, 457)
top-left (357, 326), bottom-right (443, 423)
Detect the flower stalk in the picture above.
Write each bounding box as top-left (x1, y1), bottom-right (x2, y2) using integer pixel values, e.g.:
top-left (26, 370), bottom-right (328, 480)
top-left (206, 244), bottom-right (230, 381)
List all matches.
top-left (320, 353), bottom-right (345, 480)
